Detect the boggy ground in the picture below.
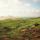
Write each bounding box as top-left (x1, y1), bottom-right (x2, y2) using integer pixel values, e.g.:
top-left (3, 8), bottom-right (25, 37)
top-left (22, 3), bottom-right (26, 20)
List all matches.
top-left (1, 28), bottom-right (40, 40)
top-left (17, 28), bottom-right (40, 40)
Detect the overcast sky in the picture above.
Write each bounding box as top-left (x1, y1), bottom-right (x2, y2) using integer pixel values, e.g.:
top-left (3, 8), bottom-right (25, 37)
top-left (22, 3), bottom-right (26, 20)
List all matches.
top-left (0, 0), bottom-right (40, 17)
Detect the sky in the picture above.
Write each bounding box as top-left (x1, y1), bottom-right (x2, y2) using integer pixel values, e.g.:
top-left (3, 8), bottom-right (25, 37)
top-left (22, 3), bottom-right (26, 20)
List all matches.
top-left (0, 0), bottom-right (40, 17)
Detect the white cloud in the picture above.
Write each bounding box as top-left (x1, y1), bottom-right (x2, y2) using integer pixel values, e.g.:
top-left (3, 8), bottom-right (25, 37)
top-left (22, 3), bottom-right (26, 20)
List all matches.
top-left (8, 0), bottom-right (40, 17)
top-left (0, 4), bottom-right (8, 9)
top-left (0, 0), bottom-right (40, 17)
top-left (24, 3), bottom-right (31, 7)
top-left (0, 0), bottom-right (8, 16)
top-left (0, 0), bottom-right (8, 8)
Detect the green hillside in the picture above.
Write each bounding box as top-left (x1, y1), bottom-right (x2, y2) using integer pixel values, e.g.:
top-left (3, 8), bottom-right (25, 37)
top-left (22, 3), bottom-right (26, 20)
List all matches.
top-left (0, 17), bottom-right (40, 40)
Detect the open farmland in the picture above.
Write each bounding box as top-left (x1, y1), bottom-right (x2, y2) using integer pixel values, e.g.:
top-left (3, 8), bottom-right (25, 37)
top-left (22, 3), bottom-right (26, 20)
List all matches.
top-left (0, 17), bottom-right (40, 40)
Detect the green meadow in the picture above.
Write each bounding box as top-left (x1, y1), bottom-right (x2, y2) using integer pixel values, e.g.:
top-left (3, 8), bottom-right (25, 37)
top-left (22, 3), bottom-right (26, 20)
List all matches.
top-left (0, 17), bottom-right (40, 40)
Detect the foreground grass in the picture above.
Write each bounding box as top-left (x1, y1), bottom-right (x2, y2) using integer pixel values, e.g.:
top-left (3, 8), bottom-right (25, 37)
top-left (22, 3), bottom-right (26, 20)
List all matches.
top-left (0, 17), bottom-right (40, 40)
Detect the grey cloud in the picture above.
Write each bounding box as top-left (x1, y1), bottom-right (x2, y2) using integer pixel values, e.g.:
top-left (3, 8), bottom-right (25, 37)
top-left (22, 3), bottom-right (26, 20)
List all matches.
top-left (19, 0), bottom-right (32, 3)
top-left (32, 0), bottom-right (40, 2)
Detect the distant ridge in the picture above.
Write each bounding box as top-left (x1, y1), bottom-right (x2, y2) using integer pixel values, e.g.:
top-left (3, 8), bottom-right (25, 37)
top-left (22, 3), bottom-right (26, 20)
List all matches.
top-left (0, 16), bottom-right (17, 20)
top-left (0, 16), bottom-right (40, 20)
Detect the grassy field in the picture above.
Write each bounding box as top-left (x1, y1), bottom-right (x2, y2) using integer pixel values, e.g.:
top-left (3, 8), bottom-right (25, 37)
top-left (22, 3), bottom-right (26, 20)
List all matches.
top-left (0, 17), bottom-right (40, 40)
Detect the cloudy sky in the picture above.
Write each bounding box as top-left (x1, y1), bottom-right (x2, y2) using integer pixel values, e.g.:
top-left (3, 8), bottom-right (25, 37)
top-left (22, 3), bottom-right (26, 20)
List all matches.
top-left (0, 0), bottom-right (40, 17)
